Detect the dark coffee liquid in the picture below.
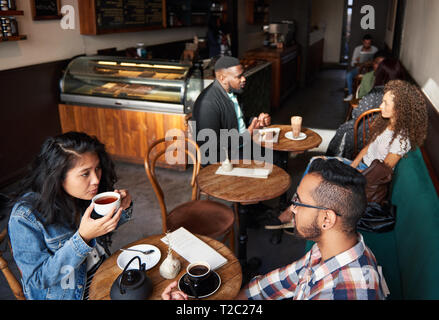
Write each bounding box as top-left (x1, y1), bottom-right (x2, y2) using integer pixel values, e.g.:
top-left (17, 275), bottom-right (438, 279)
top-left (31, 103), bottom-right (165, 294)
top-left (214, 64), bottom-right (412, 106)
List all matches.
top-left (189, 266), bottom-right (208, 276)
top-left (95, 196), bottom-right (117, 205)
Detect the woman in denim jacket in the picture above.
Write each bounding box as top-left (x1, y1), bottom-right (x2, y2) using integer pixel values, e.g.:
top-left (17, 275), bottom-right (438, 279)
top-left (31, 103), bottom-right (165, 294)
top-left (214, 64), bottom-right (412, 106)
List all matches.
top-left (7, 132), bottom-right (135, 300)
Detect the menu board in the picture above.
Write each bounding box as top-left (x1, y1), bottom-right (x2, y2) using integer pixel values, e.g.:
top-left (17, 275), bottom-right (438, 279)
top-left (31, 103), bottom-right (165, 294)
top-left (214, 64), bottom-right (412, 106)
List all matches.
top-left (31, 0), bottom-right (61, 20)
top-left (95, 0), bottom-right (163, 31)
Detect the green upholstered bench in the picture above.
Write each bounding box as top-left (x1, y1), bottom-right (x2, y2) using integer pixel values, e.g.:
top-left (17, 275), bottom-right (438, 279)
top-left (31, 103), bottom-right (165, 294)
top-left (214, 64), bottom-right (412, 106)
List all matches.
top-left (305, 148), bottom-right (439, 299)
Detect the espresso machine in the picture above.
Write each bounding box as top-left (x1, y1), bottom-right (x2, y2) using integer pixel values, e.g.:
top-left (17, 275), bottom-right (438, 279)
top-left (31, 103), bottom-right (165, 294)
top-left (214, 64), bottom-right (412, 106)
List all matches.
top-left (263, 21), bottom-right (295, 48)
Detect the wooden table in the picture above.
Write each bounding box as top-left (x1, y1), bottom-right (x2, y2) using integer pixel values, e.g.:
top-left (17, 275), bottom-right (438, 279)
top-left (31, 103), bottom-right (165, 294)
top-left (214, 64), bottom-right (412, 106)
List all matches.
top-left (196, 160), bottom-right (291, 274)
top-left (88, 234), bottom-right (242, 300)
top-left (253, 125), bottom-right (322, 153)
top-left (253, 125), bottom-right (322, 209)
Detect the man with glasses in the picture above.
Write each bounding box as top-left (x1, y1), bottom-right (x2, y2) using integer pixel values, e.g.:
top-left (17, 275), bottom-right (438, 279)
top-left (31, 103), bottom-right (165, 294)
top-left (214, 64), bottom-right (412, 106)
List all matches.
top-left (236, 158), bottom-right (386, 300)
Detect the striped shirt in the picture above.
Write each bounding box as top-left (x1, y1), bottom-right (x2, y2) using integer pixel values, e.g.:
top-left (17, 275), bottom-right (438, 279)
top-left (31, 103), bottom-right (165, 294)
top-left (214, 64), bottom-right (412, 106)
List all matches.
top-left (245, 234), bottom-right (386, 300)
top-left (83, 243), bottom-right (106, 300)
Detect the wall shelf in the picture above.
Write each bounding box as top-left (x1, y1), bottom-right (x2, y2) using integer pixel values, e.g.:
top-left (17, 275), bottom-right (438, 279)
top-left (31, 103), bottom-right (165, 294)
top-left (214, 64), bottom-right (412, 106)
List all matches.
top-left (0, 10), bottom-right (24, 16)
top-left (1, 35), bottom-right (27, 42)
top-left (0, 7), bottom-right (25, 41)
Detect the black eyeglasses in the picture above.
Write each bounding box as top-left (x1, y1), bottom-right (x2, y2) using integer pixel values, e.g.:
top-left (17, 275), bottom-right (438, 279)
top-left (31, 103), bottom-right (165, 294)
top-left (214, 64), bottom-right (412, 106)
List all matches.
top-left (290, 193), bottom-right (341, 216)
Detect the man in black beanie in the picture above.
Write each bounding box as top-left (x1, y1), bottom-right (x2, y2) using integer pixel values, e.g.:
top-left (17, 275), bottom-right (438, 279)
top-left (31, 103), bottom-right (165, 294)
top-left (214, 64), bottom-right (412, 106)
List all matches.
top-left (192, 56), bottom-right (271, 164)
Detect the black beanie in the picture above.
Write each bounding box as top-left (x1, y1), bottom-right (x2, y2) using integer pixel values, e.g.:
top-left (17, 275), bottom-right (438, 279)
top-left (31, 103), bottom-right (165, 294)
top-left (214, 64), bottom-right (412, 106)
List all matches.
top-left (214, 56), bottom-right (240, 71)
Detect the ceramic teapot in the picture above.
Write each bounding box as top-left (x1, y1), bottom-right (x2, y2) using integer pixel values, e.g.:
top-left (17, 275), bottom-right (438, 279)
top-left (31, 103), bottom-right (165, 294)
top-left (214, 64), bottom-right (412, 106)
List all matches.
top-left (110, 256), bottom-right (153, 300)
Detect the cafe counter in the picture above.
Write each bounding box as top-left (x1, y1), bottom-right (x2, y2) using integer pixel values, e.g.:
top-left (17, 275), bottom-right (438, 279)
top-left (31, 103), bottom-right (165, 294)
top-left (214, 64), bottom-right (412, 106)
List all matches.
top-left (58, 56), bottom-right (203, 170)
top-left (58, 56), bottom-right (272, 170)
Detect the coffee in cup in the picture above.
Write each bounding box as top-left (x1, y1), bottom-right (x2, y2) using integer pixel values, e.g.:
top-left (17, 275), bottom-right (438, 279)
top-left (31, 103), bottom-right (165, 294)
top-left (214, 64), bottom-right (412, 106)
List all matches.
top-left (184, 261), bottom-right (211, 298)
top-left (290, 116), bottom-right (302, 138)
top-left (92, 191), bottom-right (121, 216)
top-left (187, 261), bottom-right (211, 279)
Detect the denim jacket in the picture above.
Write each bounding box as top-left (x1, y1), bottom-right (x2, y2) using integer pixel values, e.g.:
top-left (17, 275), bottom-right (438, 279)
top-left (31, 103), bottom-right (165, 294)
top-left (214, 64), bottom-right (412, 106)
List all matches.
top-left (8, 192), bottom-right (133, 300)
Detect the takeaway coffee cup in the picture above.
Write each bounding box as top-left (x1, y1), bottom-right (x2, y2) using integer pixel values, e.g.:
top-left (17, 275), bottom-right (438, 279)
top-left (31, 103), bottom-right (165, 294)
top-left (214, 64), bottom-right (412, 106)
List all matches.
top-left (92, 191), bottom-right (121, 216)
top-left (290, 116), bottom-right (302, 138)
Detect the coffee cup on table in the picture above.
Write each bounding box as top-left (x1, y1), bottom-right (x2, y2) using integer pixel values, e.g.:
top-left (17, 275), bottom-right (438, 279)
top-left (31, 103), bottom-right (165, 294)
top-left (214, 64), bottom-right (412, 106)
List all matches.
top-left (92, 191), bottom-right (121, 216)
top-left (290, 116), bottom-right (302, 138)
top-left (184, 261), bottom-right (211, 297)
top-left (187, 261), bottom-right (211, 280)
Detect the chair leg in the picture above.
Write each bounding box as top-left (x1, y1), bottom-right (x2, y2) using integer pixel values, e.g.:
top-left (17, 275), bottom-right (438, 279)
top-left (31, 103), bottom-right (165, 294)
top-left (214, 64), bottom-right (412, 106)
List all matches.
top-left (0, 264), bottom-right (25, 300)
top-left (228, 226), bottom-right (236, 256)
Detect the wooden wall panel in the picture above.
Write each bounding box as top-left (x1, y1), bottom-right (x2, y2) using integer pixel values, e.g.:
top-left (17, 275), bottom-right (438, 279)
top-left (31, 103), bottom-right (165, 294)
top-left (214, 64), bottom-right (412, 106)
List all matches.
top-left (58, 104), bottom-right (188, 170)
top-left (0, 60), bottom-right (68, 188)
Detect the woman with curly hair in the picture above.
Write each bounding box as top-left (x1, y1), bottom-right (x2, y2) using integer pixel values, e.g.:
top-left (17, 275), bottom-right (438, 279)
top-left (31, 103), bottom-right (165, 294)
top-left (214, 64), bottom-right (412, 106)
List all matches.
top-left (326, 58), bottom-right (406, 159)
top-left (274, 80), bottom-right (428, 226)
top-left (350, 79), bottom-right (428, 170)
top-left (304, 80), bottom-right (428, 174)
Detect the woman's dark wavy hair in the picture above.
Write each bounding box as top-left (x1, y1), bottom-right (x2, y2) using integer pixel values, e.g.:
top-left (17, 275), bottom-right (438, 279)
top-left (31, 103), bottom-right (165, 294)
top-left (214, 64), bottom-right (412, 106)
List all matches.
top-left (374, 58), bottom-right (406, 87)
top-left (13, 131), bottom-right (117, 228)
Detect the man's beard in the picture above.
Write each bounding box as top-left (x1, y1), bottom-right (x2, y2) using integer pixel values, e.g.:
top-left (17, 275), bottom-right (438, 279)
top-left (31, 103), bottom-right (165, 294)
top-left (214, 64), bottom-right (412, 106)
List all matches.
top-left (292, 216), bottom-right (322, 241)
top-left (229, 82), bottom-right (244, 94)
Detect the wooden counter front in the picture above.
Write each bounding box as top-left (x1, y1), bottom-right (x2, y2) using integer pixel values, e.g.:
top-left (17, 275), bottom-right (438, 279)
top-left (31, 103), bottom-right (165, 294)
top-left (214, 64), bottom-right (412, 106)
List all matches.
top-left (244, 45), bottom-right (299, 109)
top-left (58, 104), bottom-right (190, 170)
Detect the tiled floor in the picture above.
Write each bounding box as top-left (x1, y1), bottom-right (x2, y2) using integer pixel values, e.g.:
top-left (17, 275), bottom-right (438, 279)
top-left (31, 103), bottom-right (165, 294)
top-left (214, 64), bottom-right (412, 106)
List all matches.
top-left (0, 69), bottom-right (347, 299)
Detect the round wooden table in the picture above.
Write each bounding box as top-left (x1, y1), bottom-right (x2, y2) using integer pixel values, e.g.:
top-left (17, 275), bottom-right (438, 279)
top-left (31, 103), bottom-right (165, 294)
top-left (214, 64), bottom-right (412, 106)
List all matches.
top-left (253, 125), bottom-right (322, 152)
top-left (253, 125), bottom-right (322, 209)
top-left (197, 160), bottom-right (291, 204)
top-left (196, 160), bottom-right (291, 277)
top-left (88, 234), bottom-right (242, 300)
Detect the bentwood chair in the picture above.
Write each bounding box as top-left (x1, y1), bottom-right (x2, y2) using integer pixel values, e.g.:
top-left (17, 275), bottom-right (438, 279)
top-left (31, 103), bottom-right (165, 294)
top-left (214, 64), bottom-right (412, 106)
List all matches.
top-left (0, 228), bottom-right (25, 300)
top-left (144, 137), bottom-right (235, 253)
top-left (353, 108), bottom-right (381, 156)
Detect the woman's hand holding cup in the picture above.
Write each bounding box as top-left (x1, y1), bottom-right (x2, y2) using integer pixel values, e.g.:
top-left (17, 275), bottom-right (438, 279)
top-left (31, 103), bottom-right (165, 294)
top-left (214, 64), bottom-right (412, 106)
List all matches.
top-left (114, 189), bottom-right (132, 210)
top-left (78, 202), bottom-right (123, 244)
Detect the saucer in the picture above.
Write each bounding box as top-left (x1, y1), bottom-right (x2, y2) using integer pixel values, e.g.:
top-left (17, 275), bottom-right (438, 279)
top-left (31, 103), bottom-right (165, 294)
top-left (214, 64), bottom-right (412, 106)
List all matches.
top-left (285, 131), bottom-right (307, 141)
top-left (117, 244), bottom-right (161, 271)
top-left (178, 271), bottom-right (221, 299)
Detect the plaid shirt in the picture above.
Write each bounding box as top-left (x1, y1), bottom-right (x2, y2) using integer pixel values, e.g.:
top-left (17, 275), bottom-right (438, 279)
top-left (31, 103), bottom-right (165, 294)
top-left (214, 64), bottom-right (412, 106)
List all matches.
top-left (246, 234), bottom-right (386, 300)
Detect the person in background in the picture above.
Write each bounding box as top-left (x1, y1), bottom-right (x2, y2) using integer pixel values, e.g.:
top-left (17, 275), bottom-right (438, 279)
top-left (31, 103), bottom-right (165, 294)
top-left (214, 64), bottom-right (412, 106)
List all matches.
top-left (357, 51), bottom-right (389, 99)
top-left (193, 55), bottom-right (271, 164)
top-left (207, 15), bottom-right (222, 58)
top-left (326, 58), bottom-right (406, 159)
top-left (7, 131), bottom-right (184, 300)
top-left (207, 15), bottom-right (231, 58)
top-left (277, 80), bottom-right (428, 230)
top-left (344, 34), bottom-right (378, 102)
top-left (236, 158), bottom-right (386, 300)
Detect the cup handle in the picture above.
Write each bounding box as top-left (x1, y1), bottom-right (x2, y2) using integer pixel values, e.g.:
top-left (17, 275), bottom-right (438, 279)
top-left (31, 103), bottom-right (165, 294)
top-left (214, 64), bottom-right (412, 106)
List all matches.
top-left (184, 275), bottom-right (199, 299)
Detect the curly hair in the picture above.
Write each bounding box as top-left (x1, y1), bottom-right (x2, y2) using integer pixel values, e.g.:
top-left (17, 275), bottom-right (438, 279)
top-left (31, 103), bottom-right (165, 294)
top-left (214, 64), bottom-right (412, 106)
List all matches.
top-left (369, 80), bottom-right (428, 152)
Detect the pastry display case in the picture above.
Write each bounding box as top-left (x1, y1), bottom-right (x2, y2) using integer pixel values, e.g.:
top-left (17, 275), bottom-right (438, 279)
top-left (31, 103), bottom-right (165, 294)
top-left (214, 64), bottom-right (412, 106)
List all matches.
top-left (60, 56), bottom-right (203, 114)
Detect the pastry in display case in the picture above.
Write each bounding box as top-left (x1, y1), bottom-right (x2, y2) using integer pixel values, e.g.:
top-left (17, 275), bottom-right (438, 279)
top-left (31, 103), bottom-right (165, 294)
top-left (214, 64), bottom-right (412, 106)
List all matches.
top-left (60, 56), bottom-right (204, 114)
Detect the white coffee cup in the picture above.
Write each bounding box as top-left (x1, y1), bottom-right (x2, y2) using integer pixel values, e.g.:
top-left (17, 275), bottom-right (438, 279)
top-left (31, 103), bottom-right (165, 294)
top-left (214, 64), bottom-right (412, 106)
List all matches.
top-left (92, 191), bottom-right (121, 216)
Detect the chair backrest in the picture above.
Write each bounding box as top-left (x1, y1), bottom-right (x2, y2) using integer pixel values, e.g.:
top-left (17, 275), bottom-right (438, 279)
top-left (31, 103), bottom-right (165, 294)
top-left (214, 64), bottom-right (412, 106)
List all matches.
top-left (144, 137), bottom-right (201, 233)
top-left (0, 228), bottom-right (25, 300)
top-left (353, 108), bottom-right (381, 156)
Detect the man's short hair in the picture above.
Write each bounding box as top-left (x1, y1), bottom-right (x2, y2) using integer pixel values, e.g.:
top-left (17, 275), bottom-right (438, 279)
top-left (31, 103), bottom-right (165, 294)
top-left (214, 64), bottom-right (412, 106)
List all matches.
top-left (363, 34), bottom-right (373, 41)
top-left (308, 158), bottom-right (367, 234)
top-left (214, 56), bottom-right (240, 71)
top-left (374, 50), bottom-right (390, 60)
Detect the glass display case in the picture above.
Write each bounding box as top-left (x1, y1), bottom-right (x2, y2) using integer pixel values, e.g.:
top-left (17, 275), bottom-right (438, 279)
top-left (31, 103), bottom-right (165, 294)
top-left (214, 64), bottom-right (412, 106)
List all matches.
top-left (60, 56), bottom-right (203, 114)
